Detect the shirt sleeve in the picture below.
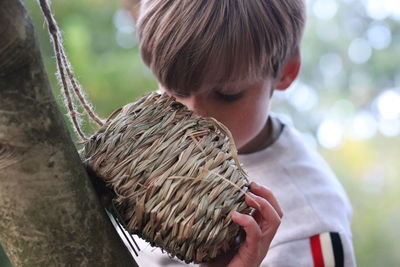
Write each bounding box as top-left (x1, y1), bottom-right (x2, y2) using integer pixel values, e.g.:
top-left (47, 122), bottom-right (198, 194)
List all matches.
top-left (262, 232), bottom-right (356, 267)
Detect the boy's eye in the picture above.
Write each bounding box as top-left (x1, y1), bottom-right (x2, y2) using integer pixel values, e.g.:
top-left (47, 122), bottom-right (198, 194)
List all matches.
top-left (169, 91), bottom-right (189, 99)
top-left (213, 91), bottom-right (244, 103)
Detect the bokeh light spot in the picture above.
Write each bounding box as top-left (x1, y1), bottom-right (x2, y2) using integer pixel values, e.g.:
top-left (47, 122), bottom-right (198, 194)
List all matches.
top-left (287, 82), bottom-right (319, 112)
top-left (376, 89), bottom-right (400, 120)
top-left (379, 119), bottom-right (400, 137)
top-left (317, 118), bottom-right (344, 149)
top-left (367, 23), bottom-right (392, 50)
top-left (116, 31), bottom-right (136, 49)
top-left (113, 9), bottom-right (135, 34)
top-left (313, 0), bottom-right (338, 20)
top-left (348, 38), bottom-right (372, 64)
top-left (319, 53), bottom-right (343, 80)
top-left (366, 0), bottom-right (400, 20)
top-left (350, 111), bottom-right (378, 140)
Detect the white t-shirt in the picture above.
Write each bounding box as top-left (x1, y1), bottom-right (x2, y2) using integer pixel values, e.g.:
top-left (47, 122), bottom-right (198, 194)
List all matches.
top-left (133, 117), bottom-right (356, 267)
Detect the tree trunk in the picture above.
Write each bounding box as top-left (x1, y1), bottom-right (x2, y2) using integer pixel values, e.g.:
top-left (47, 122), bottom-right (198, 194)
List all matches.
top-left (0, 0), bottom-right (137, 266)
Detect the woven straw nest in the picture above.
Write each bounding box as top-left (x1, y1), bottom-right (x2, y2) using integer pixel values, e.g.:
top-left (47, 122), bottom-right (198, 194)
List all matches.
top-left (81, 92), bottom-right (251, 263)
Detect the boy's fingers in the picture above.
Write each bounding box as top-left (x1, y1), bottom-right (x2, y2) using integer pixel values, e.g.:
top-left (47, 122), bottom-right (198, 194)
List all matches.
top-left (231, 211), bottom-right (261, 248)
top-left (232, 211), bottom-right (279, 260)
top-left (250, 182), bottom-right (283, 218)
top-left (245, 193), bottom-right (281, 230)
top-left (244, 191), bottom-right (261, 210)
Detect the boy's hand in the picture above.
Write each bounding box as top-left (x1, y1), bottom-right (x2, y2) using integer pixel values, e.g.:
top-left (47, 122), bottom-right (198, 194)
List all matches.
top-left (201, 182), bottom-right (283, 267)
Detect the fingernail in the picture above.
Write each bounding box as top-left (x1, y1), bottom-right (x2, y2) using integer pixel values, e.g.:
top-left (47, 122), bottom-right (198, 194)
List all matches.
top-left (231, 211), bottom-right (240, 219)
top-left (247, 191), bottom-right (256, 197)
top-left (245, 193), bottom-right (261, 209)
top-left (251, 182), bottom-right (260, 190)
top-left (246, 192), bottom-right (258, 201)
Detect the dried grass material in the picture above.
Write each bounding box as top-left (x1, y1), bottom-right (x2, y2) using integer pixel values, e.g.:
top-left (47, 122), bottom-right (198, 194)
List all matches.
top-left (81, 92), bottom-right (251, 263)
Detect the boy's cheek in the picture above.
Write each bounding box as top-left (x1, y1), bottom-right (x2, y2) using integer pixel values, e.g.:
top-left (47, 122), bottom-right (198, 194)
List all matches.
top-left (224, 112), bottom-right (267, 149)
top-left (224, 97), bottom-right (271, 150)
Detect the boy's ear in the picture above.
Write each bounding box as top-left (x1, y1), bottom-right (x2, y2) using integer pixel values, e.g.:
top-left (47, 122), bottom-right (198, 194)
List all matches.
top-left (276, 50), bottom-right (301, 91)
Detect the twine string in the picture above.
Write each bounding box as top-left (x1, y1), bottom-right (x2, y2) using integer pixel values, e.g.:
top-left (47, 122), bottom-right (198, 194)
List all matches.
top-left (37, 0), bottom-right (104, 141)
top-left (59, 48), bottom-right (105, 126)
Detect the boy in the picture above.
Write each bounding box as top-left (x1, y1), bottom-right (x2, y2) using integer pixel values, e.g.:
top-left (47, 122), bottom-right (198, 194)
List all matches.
top-left (132, 0), bottom-right (356, 266)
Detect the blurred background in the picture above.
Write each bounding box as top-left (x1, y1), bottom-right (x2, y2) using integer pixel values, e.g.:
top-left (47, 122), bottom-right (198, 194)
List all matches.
top-left (1, 0), bottom-right (399, 266)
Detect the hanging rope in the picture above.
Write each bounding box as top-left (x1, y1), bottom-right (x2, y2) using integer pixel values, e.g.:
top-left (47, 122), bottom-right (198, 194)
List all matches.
top-left (37, 0), bottom-right (104, 141)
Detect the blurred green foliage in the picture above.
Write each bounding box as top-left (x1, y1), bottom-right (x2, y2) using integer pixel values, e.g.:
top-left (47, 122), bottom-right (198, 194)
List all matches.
top-left (1, 0), bottom-right (399, 266)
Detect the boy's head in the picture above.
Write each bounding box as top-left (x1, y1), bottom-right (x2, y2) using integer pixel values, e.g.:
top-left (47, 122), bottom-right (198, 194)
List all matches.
top-left (136, 0), bottom-right (306, 153)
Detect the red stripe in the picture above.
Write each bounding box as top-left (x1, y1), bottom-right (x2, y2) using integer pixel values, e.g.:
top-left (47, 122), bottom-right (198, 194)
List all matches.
top-left (310, 234), bottom-right (325, 267)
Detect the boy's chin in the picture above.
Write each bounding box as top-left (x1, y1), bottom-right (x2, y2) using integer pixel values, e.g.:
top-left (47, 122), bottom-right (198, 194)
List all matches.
top-left (238, 119), bottom-right (270, 154)
top-left (237, 119), bottom-right (272, 155)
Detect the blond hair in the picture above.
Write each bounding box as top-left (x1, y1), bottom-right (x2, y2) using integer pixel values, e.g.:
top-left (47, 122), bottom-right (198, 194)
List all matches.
top-left (137, 0), bottom-right (305, 94)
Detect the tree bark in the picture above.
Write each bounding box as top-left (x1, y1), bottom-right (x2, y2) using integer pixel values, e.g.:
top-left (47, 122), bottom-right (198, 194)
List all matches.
top-left (0, 0), bottom-right (137, 266)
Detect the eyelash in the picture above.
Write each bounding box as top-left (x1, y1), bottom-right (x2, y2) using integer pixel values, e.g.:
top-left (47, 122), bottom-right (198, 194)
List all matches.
top-left (168, 90), bottom-right (244, 103)
top-left (170, 92), bottom-right (189, 99)
top-left (213, 91), bottom-right (244, 102)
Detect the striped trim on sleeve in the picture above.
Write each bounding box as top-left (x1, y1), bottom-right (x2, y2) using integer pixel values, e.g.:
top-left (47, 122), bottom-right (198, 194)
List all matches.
top-left (310, 232), bottom-right (344, 267)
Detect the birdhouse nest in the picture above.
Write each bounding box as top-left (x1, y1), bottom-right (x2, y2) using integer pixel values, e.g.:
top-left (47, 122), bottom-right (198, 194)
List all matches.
top-left (80, 92), bottom-right (251, 263)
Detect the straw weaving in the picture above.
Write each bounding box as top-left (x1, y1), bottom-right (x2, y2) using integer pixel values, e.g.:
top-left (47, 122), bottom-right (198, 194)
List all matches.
top-left (81, 92), bottom-right (251, 263)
